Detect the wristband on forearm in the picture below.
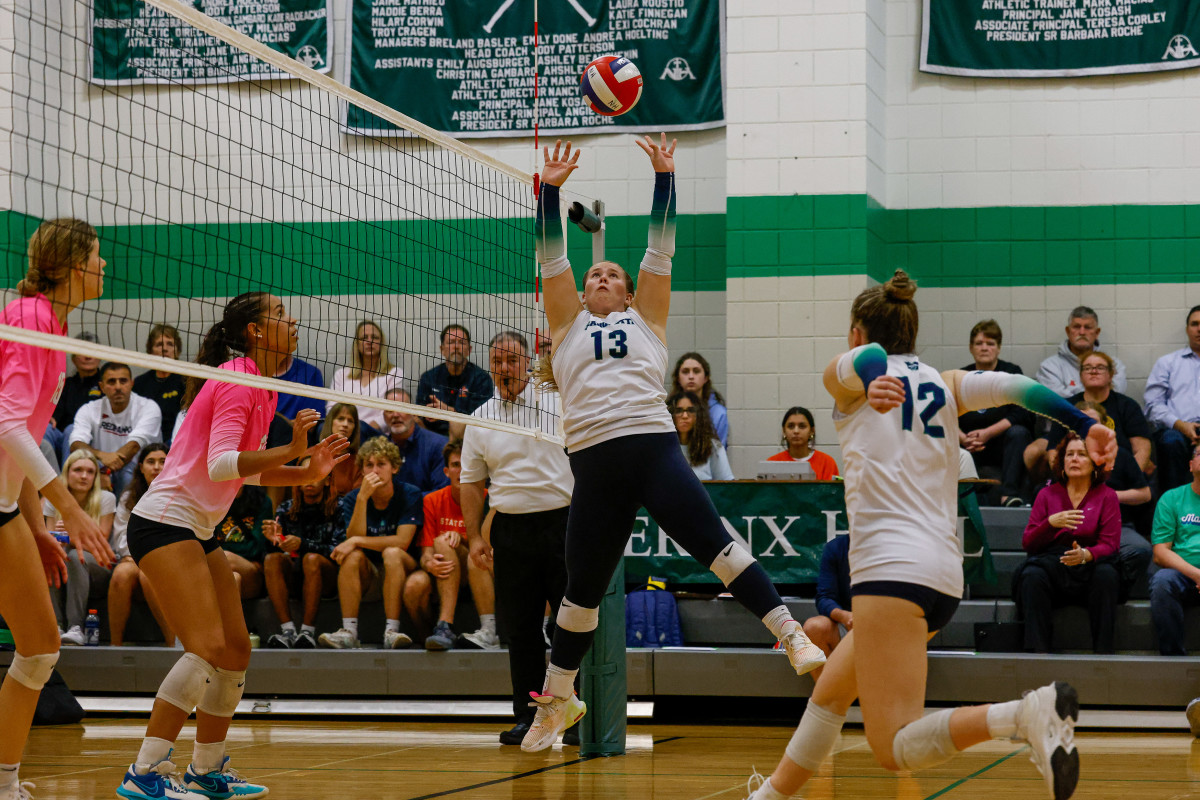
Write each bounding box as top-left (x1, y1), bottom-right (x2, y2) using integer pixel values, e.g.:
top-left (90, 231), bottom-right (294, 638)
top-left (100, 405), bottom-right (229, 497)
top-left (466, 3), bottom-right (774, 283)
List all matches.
top-left (536, 183), bottom-right (570, 278)
top-left (641, 172), bottom-right (677, 276)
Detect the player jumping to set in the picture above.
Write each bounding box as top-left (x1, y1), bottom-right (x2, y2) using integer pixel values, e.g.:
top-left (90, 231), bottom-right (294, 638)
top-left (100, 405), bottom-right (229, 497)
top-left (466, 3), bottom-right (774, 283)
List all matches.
top-left (522, 135), bottom-right (827, 752)
top-left (744, 270), bottom-right (1114, 800)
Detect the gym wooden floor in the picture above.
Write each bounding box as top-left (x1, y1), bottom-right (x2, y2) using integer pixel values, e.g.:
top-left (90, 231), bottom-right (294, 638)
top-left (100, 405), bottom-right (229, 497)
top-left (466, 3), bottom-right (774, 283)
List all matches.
top-left (19, 718), bottom-right (1199, 799)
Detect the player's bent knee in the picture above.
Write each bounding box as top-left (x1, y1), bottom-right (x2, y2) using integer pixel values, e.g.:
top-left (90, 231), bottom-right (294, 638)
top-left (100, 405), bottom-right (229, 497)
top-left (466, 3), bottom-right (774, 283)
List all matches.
top-left (7, 650), bottom-right (59, 692)
top-left (196, 667), bottom-right (246, 718)
top-left (709, 540), bottom-right (756, 585)
top-left (890, 708), bottom-right (958, 772)
top-left (784, 701), bottom-right (846, 772)
top-left (157, 652), bottom-right (217, 713)
top-left (556, 598), bottom-right (599, 633)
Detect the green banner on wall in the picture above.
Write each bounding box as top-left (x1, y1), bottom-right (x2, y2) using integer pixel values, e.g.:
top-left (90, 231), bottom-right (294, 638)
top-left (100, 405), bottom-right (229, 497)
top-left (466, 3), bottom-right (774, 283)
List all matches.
top-left (623, 481), bottom-right (996, 586)
top-left (91, 0), bottom-right (332, 85)
top-left (345, 0), bottom-right (724, 138)
top-left (920, 0), bottom-right (1200, 78)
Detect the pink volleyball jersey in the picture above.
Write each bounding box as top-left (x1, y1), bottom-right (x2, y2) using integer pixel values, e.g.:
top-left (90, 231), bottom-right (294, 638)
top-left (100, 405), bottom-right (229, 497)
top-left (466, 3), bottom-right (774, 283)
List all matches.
top-left (0, 294), bottom-right (67, 510)
top-left (134, 357), bottom-right (276, 537)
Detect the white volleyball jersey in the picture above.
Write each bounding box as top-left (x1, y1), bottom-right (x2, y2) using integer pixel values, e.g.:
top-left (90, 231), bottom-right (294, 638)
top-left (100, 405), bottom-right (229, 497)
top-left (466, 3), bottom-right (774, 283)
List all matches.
top-left (553, 307), bottom-right (675, 452)
top-left (835, 354), bottom-right (964, 598)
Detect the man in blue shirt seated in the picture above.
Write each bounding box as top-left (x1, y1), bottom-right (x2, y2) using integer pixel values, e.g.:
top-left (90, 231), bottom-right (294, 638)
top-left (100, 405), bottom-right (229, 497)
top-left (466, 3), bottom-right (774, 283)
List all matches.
top-left (1145, 306), bottom-right (1200, 491)
top-left (383, 387), bottom-right (450, 492)
top-left (802, 534), bottom-right (851, 682)
top-left (319, 437), bottom-right (424, 651)
top-left (416, 324), bottom-right (494, 436)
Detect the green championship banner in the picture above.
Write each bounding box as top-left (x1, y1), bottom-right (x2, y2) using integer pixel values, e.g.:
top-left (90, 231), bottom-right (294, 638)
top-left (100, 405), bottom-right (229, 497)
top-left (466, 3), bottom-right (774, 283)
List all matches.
top-left (91, 0), bottom-right (333, 85)
top-left (623, 481), bottom-right (996, 586)
top-left (921, 0), bottom-right (1200, 78)
top-left (345, 0), bottom-right (724, 138)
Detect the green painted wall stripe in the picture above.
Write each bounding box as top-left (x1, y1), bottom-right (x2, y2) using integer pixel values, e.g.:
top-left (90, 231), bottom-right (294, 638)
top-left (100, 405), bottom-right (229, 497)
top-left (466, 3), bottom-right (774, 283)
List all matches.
top-left (1, 210), bottom-right (726, 299)
top-left (731, 194), bottom-right (1200, 286)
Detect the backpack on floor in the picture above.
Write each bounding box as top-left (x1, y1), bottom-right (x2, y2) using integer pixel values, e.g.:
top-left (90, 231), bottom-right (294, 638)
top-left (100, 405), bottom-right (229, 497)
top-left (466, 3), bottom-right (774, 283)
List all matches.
top-left (33, 669), bottom-right (85, 725)
top-left (625, 582), bottom-right (683, 648)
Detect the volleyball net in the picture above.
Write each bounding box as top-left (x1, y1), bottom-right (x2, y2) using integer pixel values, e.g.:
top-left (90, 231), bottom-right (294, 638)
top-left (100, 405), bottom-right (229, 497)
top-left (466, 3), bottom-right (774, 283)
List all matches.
top-left (0, 0), bottom-right (588, 441)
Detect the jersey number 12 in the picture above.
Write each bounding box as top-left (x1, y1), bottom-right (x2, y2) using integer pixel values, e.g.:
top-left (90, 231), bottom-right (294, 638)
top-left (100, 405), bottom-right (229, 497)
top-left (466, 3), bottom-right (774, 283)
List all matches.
top-left (898, 377), bottom-right (946, 438)
top-left (591, 329), bottom-right (628, 360)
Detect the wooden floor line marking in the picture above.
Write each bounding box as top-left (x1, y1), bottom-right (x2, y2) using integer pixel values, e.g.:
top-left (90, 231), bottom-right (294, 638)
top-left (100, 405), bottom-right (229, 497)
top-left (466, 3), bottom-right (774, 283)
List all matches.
top-left (404, 755), bottom-right (602, 800)
top-left (922, 746), bottom-right (1026, 800)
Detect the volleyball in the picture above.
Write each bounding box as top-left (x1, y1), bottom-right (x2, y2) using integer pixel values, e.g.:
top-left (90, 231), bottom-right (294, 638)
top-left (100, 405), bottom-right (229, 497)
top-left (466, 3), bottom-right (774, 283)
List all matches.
top-left (580, 55), bottom-right (643, 116)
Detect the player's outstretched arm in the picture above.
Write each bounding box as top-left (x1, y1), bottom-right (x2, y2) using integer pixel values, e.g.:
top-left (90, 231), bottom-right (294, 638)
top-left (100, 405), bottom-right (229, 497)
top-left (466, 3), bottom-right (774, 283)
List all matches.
top-left (944, 369), bottom-right (1117, 468)
top-left (538, 140), bottom-right (584, 344)
top-left (631, 133), bottom-right (677, 337)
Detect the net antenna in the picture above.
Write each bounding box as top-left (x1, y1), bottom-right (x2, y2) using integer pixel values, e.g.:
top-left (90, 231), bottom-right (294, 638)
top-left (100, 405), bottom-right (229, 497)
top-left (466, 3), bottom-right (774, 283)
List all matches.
top-left (0, 0), bottom-right (614, 444)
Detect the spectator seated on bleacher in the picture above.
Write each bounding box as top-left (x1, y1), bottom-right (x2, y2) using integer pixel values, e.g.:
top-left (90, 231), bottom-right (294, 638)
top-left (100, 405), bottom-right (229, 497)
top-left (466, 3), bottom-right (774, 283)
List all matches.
top-left (1036, 305), bottom-right (1128, 398)
top-left (1072, 402), bottom-right (1153, 601)
top-left (323, 402), bottom-right (364, 497)
top-left (671, 351), bottom-right (730, 447)
top-left (262, 458), bottom-right (341, 649)
top-left (802, 534), bottom-right (850, 680)
top-left (133, 323), bottom-right (186, 446)
top-left (214, 484), bottom-right (273, 600)
top-left (108, 443), bottom-right (175, 647)
top-left (383, 387), bottom-right (451, 493)
top-left (50, 331), bottom-right (102, 447)
top-left (68, 361), bottom-right (162, 497)
top-left (319, 437), bottom-right (424, 650)
top-left (1145, 305), bottom-right (1200, 492)
top-left (1015, 433), bottom-right (1121, 654)
top-left (767, 406), bottom-right (839, 480)
top-left (668, 390), bottom-right (733, 480)
top-left (1150, 443), bottom-right (1200, 656)
top-left (959, 319), bottom-right (1033, 506)
top-left (43, 451), bottom-right (117, 646)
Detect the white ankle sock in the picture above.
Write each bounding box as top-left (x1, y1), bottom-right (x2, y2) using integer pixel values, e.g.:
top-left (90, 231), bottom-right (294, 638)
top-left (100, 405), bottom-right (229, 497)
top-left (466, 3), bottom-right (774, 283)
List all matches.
top-left (343, 618), bottom-right (358, 637)
top-left (385, 619), bottom-right (400, 634)
top-left (0, 763), bottom-right (19, 793)
top-left (480, 614), bottom-right (496, 634)
top-left (987, 699), bottom-right (1021, 739)
top-left (543, 663), bottom-right (577, 698)
top-left (753, 775), bottom-right (789, 800)
top-left (762, 605), bottom-right (796, 639)
top-left (136, 737), bottom-right (173, 769)
top-left (191, 741), bottom-right (225, 774)
top-left (301, 624), bottom-right (315, 635)
top-left (280, 621), bottom-right (296, 634)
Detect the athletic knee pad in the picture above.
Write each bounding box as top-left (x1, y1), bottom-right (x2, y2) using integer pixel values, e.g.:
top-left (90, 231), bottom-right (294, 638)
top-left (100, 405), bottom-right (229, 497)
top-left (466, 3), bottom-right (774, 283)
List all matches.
top-left (556, 598), bottom-right (599, 633)
top-left (709, 540), bottom-right (755, 586)
top-left (7, 651), bottom-right (59, 692)
top-left (784, 701), bottom-right (846, 772)
top-left (892, 708), bottom-right (959, 772)
top-left (196, 667), bottom-right (246, 718)
top-left (156, 652), bottom-right (217, 713)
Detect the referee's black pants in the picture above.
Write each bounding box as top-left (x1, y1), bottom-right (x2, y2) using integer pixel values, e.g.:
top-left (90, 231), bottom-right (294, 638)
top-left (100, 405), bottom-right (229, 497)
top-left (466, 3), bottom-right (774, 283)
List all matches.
top-left (491, 506), bottom-right (570, 722)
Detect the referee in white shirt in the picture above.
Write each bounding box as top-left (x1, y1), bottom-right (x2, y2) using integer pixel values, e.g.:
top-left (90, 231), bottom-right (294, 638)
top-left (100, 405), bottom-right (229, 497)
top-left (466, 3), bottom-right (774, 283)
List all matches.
top-left (462, 331), bottom-right (575, 745)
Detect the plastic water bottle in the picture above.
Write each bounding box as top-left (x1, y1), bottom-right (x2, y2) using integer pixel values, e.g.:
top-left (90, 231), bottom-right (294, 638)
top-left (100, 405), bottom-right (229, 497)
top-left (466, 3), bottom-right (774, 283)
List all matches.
top-left (84, 609), bottom-right (101, 646)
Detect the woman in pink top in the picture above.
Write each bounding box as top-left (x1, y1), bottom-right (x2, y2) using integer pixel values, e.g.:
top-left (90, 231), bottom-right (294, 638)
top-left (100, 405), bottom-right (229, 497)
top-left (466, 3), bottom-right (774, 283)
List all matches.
top-left (116, 292), bottom-right (348, 800)
top-left (1017, 433), bottom-right (1122, 654)
top-left (0, 218), bottom-right (113, 800)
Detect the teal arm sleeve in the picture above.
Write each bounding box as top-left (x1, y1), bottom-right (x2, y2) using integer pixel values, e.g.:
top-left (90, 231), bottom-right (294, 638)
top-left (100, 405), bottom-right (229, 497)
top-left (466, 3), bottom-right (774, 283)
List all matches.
top-left (958, 371), bottom-right (1096, 439)
top-left (835, 344), bottom-right (889, 391)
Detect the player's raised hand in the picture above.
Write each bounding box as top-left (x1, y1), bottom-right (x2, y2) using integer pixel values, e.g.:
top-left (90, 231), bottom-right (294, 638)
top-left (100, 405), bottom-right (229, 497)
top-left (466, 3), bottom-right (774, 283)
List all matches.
top-left (542, 140), bottom-right (580, 187)
top-left (289, 409), bottom-right (321, 457)
top-left (306, 433), bottom-right (350, 479)
top-left (635, 132), bottom-right (676, 172)
top-left (866, 375), bottom-right (906, 414)
top-left (1084, 423), bottom-right (1117, 470)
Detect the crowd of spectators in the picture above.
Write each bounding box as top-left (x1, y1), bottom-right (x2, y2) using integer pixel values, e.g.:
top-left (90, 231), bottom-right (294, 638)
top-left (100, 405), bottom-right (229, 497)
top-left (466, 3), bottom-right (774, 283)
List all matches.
top-left (37, 302), bottom-right (1200, 655)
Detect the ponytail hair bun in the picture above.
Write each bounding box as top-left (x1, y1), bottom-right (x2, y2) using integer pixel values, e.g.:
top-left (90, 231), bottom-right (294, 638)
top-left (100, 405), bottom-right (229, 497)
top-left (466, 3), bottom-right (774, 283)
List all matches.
top-left (884, 269), bottom-right (917, 302)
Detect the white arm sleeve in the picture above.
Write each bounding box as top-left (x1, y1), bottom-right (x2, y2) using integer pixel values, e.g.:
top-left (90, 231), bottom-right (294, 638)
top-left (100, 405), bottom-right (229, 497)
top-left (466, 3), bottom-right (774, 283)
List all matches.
top-left (208, 449), bottom-right (242, 482)
top-left (956, 371), bottom-right (1020, 413)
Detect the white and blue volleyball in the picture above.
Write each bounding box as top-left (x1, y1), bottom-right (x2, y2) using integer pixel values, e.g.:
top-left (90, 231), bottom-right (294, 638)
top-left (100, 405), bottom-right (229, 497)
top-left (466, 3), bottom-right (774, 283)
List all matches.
top-left (581, 55), bottom-right (643, 117)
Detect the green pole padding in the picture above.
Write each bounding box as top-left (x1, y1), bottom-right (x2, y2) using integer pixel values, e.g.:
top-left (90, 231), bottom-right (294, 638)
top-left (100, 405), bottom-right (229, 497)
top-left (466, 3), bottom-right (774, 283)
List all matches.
top-left (579, 559), bottom-right (626, 756)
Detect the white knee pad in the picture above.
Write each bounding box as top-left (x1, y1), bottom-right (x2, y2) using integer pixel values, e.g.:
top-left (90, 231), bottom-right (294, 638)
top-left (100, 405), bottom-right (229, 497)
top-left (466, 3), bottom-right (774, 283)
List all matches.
top-left (556, 598), bottom-right (599, 633)
top-left (710, 540), bottom-right (755, 586)
top-left (7, 651), bottom-right (59, 691)
top-left (784, 701), bottom-right (846, 772)
top-left (892, 708), bottom-right (959, 772)
top-left (196, 667), bottom-right (246, 718)
top-left (156, 652), bottom-right (217, 713)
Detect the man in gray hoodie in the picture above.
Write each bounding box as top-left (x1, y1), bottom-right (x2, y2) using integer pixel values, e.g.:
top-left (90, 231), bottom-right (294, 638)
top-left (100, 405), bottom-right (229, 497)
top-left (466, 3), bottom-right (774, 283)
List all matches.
top-left (1036, 306), bottom-right (1128, 398)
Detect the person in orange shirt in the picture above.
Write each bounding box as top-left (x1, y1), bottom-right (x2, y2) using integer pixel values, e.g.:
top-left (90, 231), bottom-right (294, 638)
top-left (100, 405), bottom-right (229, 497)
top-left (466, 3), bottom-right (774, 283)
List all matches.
top-left (767, 407), bottom-right (840, 480)
top-left (408, 441), bottom-right (497, 651)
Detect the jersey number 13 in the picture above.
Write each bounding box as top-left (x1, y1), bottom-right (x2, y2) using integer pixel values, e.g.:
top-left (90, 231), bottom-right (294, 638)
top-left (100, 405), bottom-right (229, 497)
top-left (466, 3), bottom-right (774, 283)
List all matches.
top-left (591, 329), bottom-right (628, 360)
